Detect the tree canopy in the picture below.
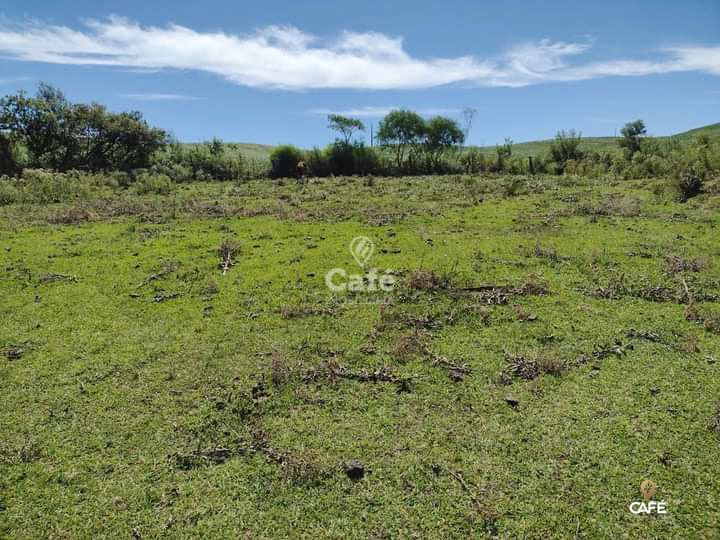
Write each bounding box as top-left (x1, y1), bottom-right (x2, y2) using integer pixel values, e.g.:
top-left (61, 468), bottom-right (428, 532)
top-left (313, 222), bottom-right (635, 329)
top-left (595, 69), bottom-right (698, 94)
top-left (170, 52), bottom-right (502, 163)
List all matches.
top-left (619, 119), bottom-right (647, 156)
top-left (0, 83), bottom-right (167, 173)
top-left (327, 114), bottom-right (365, 144)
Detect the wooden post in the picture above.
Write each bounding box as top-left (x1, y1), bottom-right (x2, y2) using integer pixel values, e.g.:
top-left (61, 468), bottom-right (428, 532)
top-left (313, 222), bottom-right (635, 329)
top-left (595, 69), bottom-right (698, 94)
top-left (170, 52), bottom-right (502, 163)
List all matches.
top-left (529, 156), bottom-right (535, 175)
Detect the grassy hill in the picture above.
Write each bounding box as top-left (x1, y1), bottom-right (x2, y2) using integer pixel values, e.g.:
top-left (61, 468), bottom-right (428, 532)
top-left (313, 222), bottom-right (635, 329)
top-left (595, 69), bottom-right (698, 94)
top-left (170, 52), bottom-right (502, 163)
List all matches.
top-left (474, 122), bottom-right (720, 159)
top-left (196, 122), bottom-right (719, 163)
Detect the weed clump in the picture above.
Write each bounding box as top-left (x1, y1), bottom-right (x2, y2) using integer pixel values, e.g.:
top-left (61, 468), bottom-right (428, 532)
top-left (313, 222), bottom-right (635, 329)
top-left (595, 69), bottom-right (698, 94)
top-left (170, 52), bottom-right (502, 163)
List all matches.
top-left (502, 351), bottom-right (565, 381)
top-left (405, 269), bottom-right (451, 291)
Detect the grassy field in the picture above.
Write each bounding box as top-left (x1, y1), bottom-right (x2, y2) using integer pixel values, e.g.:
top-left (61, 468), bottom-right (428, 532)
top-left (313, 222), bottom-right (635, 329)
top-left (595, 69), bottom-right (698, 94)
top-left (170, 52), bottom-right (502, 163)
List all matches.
top-left (2, 174), bottom-right (720, 538)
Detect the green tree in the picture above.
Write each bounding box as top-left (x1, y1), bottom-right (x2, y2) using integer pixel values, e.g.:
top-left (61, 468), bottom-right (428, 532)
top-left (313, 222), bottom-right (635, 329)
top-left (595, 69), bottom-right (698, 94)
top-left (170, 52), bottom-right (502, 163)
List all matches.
top-left (327, 114), bottom-right (365, 144)
top-left (495, 137), bottom-right (513, 171)
top-left (550, 130), bottom-right (583, 173)
top-left (0, 83), bottom-right (167, 172)
top-left (619, 119), bottom-right (646, 156)
top-left (423, 116), bottom-right (464, 169)
top-left (377, 109), bottom-right (425, 169)
top-left (0, 133), bottom-right (20, 176)
top-left (269, 145), bottom-right (304, 178)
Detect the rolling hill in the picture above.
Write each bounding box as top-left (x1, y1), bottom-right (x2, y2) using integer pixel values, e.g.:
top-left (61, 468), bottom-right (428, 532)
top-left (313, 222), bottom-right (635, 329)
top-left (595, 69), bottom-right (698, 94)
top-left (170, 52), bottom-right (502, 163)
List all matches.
top-left (218, 122), bottom-right (719, 163)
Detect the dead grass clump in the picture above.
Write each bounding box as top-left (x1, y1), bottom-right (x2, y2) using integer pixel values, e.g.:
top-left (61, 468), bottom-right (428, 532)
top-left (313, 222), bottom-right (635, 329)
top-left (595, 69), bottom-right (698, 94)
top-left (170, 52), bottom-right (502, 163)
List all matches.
top-left (528, 244), bottom-right (560, 263)
top-left (405, 269), bottom-right (450, 291)
top-left (0, 441), bottom-right (41, 464)
top-left (710, 405), bottom-right (720, 435)
top-left (675, 333), bottom-right (701, 354)
top-left (503, 351), bottom-right (565, 381)
top-left (389, 330), bottom-right (429, 362)
top-left (303, 359), bottom-right (412, 390)
top-left (218, 238), bottom-right (241, 275)
top-left (270, 346), bottom-right (293, 388)
top-left (281, 449), bottom-right (331, 485)
top-left (512, 280), bottom-right (549, 297)
top-left (49, 205), bottom-right (97, 224)
top-left (666, 255), bottom-right (709, 274)
top-left (203, 278), bottom-right (220, 296)
top-left (136, 261), bottom-right (177, 288)
top-left (577, 197), bottom-right (642, 218)
top-left (685, 304), bottom-right (720, 334)
top-left (626, 329), bottom-right (663, 343)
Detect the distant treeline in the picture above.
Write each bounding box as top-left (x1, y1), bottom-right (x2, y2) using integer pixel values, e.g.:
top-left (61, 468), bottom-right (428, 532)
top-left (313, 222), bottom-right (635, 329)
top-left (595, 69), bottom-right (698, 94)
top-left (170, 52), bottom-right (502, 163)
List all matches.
top-left (1, 84), bottom-right (718, 201)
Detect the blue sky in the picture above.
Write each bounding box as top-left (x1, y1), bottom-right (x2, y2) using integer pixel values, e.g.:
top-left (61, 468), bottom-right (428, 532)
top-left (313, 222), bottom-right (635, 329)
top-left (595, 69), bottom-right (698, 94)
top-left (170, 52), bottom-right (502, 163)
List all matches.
top-left (0, 0), bottom-right (718, 146)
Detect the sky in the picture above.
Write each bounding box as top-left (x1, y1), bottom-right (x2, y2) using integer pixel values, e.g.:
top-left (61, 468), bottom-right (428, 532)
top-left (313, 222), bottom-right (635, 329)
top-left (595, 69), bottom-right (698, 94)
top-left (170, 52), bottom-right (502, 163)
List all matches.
top-left (0, 0), bottom-right (718, 147)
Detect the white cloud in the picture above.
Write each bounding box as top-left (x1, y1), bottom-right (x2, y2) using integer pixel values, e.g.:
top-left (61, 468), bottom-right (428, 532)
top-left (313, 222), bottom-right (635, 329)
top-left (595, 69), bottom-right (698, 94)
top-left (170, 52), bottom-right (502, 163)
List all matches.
top-left (0, 76), bottom-right (31, 85)
top-left (120, 93), bottom-right (204, 101)
top-left (309, 106), bottom-right (462, 117)
top-left (0, 17), bottom-right (717, 90)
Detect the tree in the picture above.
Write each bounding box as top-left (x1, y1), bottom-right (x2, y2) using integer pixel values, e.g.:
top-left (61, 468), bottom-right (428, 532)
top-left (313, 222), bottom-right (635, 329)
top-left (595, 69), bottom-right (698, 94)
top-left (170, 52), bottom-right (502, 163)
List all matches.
top-left (0, 83), bottom-right (167, 172)
top-left (495, 138), bottom-right (513, 171)
top-left (269, 145), bottom-right (303, 178)
top-left (0, 133), bottom-right (19, 176)
top-left (423, 116), bottom-right (464, 169)
top-left (377, 109), bottom-right (425, 169)
top-left (550, 130), bottom-right (583, 172)
top-left (619, 119), bottom-right (646, 156)
top-left (327, 114), bottom-right (365, 144)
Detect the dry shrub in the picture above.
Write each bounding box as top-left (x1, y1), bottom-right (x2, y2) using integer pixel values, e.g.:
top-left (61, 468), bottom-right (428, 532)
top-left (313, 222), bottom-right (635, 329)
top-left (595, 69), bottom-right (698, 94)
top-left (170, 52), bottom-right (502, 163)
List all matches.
top-left (405, 269), bottom-right (450, 291)
top-left (675, 333), bottom-right (701, 354)
top-left (203, 278), bottom-right (220, 296)
top-left (49, 205), bottom-right (97, 224)
top-left (666, 255), bottom-right (709, 274)
top-left (513, 280), bottom-right (549, 296)
top-left (503, 351), bottom-right (565, 381)
top-left (711, 405), bottom-right (720, 435)
top-left (685, 304), bottom-right (720, 334)
top-left (271, 346), bottom-right (292, 388)
top-left (282, 450), bottom-right (330, 485)
top-left (577, 197), bottom-right (641, 217)
top-left (389, 330), bottom-right (429, 362)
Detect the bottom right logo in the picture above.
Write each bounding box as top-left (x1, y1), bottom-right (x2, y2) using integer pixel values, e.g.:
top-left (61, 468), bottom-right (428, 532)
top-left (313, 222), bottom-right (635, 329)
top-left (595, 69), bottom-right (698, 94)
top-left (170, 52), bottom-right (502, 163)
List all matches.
top-left (629, 479), bottom-right (667, 514)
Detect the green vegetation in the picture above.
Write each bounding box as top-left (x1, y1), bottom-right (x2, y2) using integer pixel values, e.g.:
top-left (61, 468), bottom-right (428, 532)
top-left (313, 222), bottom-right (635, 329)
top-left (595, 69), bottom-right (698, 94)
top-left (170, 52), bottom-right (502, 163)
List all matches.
top-left (1, 173), bottom-right (720, 537)
top-left (1, 83), bottom-right (720, 537)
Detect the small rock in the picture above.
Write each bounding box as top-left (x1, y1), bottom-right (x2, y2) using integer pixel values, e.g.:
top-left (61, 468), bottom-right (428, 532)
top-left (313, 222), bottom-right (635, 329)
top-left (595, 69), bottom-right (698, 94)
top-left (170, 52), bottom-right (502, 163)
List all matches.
top-left (5, 348), bottom-right (23, 361)
top-left (504, 396), bottom-right (519, 409)
top-left (344, 460), bottom-right (365, 481)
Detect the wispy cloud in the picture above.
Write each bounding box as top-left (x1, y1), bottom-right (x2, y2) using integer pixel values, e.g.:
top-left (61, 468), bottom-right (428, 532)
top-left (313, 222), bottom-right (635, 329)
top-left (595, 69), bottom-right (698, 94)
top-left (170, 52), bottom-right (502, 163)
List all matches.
top-left (0, 76), bottom-right (31, 85)
top-left (308, 106), bottom-right (462, 117)
top-left (120, 93), bottom-right (204, 101)
top-left (0, 17), bottom-right (717, 90)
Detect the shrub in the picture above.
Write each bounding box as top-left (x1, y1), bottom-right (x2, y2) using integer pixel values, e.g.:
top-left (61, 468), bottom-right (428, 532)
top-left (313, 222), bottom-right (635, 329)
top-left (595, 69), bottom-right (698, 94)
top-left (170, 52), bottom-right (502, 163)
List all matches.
top-left (20, 169), bottom-right (92, 204)
top-left (673, 167), bottom-right (704, 202)
top-left (133, 172), bottom-right (174, 195)
top-left (305, 147), bottom-right (331, 177)
top-left (270, 145), bottom-right (304, 178)
top-left (0, 180), bottom-right (20, 205)
top-left (0, 134), bottom-right (20, 176)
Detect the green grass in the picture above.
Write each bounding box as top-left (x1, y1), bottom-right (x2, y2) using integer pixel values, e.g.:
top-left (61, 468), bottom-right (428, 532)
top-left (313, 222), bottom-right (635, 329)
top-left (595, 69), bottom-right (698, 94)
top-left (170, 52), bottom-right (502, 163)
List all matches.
top-left (183, 142), bottom-right (275, 162)
top-left (1, 174), bottom-right (720, 538)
